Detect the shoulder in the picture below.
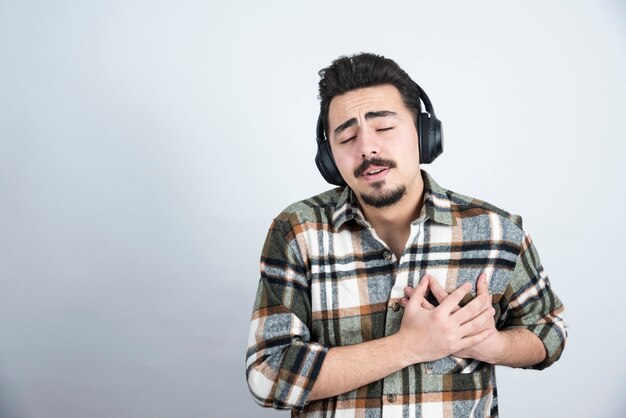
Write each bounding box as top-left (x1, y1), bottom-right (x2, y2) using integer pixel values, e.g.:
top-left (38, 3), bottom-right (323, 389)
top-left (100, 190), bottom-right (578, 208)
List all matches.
top-left (446, 188), bottom-right (523, 229)
top-left (423, 170), bottom-right (523, 235)
top-left (436, 185), bottom-right (527, 246)
top-left (273, 187), bottom-right (344, 227)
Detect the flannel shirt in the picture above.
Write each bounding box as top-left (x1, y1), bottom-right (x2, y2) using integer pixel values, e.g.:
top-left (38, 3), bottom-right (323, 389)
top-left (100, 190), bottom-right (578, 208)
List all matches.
top-left (246, 170), bottom-right (566, 417)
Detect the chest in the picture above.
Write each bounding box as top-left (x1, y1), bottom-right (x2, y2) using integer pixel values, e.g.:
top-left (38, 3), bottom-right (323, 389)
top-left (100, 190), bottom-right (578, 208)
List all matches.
top-left (306, 216), bottom-right (522, 346)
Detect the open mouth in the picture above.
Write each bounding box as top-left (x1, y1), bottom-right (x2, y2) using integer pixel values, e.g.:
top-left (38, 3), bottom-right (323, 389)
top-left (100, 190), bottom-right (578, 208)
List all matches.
top-left (365, 168), bottom-right (386, 176)
top-left (354, 158), bottom-right (397, 179)
top-left (361, 166), bottom-right (389, 181)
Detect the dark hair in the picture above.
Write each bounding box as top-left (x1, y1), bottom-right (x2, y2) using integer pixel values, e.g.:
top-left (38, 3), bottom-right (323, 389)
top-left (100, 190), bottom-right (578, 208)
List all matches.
top-left (318, 52), bottom-right (422, 134)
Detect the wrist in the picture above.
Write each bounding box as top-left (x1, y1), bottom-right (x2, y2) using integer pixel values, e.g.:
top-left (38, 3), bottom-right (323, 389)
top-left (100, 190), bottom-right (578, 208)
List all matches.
top-left (482, 330), bottom-right (507, 364)
top-left (391, 331), bottom-right (421, 368)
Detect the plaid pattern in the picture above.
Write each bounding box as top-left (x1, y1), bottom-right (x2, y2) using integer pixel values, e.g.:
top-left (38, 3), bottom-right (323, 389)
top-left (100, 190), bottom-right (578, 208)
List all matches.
top-left (246, 170), bottom-right (566, 417)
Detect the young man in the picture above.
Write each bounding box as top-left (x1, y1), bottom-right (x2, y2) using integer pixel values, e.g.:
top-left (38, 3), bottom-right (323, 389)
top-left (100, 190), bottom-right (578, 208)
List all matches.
top-left (246, 53), bottom-right (566, 417)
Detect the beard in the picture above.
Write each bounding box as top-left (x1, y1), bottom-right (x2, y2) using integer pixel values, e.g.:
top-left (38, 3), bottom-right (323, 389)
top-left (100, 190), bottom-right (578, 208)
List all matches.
top-left (359, 182), bottom-right (407, 208)
top-left (352, 157), bottom-right (406, 208)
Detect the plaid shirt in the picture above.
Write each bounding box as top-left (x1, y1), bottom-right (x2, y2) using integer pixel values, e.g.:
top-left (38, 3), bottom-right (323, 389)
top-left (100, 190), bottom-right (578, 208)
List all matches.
top-left (246, 170), bottom-right (566, 417)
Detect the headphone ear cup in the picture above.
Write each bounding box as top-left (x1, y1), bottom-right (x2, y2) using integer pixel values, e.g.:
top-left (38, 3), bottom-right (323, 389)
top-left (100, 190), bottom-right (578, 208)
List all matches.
top-left (418, 113), bottom-right (443, 164)
top-left (431, 116), bottom-right (443, 161)
top-left (315, 140), bottom-right (347, 187)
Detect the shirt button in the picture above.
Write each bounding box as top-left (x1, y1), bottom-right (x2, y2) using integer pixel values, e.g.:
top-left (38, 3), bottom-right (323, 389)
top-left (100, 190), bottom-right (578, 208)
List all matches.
top-left (383, 251), bottom-right (392, 260)
top-left (386, 394), bottom-right (397, 403)
top-left (391, 301), bottom-right (402, 311)
top-left (425, 365), bottom-right (433, 375)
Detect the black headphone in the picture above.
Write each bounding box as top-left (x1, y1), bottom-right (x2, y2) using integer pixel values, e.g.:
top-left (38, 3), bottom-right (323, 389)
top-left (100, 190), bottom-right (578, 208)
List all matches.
top-left (315, 82), bottom-right (443, 187)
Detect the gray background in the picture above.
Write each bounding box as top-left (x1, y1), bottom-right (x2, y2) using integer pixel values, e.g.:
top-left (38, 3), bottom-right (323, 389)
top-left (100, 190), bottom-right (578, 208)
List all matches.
top-left (1, 0), bottom-right (625, 417)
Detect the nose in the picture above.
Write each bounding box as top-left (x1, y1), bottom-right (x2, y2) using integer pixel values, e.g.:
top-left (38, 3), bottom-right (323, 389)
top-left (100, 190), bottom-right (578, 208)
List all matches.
top-left (358, 128), bottom-right (380, 159)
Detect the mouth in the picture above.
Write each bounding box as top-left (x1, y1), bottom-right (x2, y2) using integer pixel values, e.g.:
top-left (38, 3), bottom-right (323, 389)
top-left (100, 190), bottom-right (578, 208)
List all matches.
top-left (354, 158), bottom-right (397, 179)
top-left (365, 168), bottom-right (386, 176)
top-left (361, 166), bottom-right (389, 182)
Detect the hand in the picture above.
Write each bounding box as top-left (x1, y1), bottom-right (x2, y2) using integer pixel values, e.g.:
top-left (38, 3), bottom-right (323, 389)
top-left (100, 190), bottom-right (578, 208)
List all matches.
top-left (395, 275), bottom-right (495, 365)
top-left (403, 274), bottom-right (503, 363)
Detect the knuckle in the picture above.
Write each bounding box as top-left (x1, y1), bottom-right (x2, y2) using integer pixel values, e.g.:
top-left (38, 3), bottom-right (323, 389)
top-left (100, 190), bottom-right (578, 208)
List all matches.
top-left (434, 311), bottom-right (448, 323)
top-left (466, 300), bottom-right (481, 315)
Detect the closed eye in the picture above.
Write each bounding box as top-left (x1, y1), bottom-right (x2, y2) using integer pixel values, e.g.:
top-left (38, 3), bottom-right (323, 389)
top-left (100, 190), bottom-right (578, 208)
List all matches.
top-left (377, 127), bottom-right (394, 132)
top-left (341, 136), bottom-right (356, 144)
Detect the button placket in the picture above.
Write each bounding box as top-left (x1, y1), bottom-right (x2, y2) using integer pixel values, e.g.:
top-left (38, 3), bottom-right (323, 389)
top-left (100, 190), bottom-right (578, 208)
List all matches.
top-left (424, 363), bottom-right (433, 375)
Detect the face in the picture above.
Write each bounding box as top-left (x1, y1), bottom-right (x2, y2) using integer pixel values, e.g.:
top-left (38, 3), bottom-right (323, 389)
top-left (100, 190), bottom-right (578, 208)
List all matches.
top-left (327, 84), bottom-right (421, 209)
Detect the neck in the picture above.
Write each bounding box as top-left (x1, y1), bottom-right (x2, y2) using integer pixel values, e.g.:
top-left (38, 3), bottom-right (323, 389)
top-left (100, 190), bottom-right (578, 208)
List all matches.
top-left (358, 174), bottom-right (425, 258)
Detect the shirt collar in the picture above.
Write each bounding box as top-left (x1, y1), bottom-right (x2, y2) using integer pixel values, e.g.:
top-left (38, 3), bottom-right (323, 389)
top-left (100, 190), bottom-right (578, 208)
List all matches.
top-left (332, 169), bottom-right (455, 231)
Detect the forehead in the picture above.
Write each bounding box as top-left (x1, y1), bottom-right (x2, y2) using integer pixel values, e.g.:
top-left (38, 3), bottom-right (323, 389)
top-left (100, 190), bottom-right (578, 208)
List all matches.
top-left (328, 84), bottom-right (407, 126)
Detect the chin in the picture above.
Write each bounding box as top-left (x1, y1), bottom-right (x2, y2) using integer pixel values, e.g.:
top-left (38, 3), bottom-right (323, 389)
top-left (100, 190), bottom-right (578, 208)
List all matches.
top-left (359, 184), bottom-right (407, 208)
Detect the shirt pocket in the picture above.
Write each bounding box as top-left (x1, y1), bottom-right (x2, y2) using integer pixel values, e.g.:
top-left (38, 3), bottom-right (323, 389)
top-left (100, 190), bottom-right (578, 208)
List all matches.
top-left (422, 364), bottom-right (493, 385)
top-left (426, 355), bottom-right (490, 375)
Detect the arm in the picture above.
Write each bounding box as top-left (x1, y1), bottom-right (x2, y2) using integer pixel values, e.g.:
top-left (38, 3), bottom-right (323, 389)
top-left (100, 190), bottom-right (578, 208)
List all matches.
top-left (496, 233), bottom-right (567, 370)
top-left (484, 328), bottom-right (547, 367)
top-left (308, 332), bottom-right (410, 401)
top-left (246, 220), bottom-right (329, 411)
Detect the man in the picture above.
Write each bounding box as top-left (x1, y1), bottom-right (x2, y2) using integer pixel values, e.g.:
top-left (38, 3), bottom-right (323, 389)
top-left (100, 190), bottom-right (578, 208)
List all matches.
top-left (246, 53), bottom-right (566, 417)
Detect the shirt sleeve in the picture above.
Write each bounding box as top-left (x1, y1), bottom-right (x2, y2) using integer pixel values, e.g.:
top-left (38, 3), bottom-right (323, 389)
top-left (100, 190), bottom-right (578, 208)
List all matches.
top-left (497, 232), bottom-right (567, 370)
top-left (245, 218), bottom-right (328, 411)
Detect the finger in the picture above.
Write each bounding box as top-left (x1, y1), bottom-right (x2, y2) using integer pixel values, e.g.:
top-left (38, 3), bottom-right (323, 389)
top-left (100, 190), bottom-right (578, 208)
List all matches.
top-left (459, 306), bottom-right (495, 336)
top-left (428, 277), bottom-right (449, 304)
top-left (458, 328), bottom-right (495, 349)
top-left (438, 282), bottom-right (472, 313)
top-left (404, 286), bottom-right (415, 297)
top-left (451, 291), bottom-right (492, 324)
top-left (402, 296), bottom-right (435, 309)
top-left (476, 273), bottom-right (489, 297)
top-left (428, 278), bottom-right (461, 313)
top-left (421, 298), bottom-right (435, 310)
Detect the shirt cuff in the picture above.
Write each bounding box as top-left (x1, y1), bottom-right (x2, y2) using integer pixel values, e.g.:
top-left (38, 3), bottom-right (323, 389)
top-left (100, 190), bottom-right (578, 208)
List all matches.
top-left (520, 319), bottom-right (567, 370)
top-left (273, 341), bottom-right (329, 411)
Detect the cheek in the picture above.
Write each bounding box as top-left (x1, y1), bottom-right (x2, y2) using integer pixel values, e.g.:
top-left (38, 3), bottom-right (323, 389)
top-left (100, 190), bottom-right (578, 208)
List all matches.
top-left (402, 136), bottom-right (420, 160)
top-left (333, 153), bottom-right (354, 177)
top-left (395, 140), bottom-right (420, 171)
top-left (329, 146), bottom-right (351, 172)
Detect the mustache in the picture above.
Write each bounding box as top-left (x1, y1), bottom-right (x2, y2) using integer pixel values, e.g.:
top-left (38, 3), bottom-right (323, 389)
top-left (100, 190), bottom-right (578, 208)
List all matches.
top-left (354, 157), bottom-right (397, 177)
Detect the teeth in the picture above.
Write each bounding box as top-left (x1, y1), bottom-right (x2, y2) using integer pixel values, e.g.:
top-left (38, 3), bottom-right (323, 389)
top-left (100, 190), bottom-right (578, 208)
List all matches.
top-left (367, 168), bottom-right (384, 175)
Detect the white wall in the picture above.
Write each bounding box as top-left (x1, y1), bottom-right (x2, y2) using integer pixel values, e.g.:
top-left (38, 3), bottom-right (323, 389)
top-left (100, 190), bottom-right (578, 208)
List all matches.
top-left (1, 0), bottom-right (624, 417)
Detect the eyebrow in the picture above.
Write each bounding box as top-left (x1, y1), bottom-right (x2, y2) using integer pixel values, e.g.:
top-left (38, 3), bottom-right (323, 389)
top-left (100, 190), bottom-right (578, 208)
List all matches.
top-left (333, 110), bottom-right (398, 137)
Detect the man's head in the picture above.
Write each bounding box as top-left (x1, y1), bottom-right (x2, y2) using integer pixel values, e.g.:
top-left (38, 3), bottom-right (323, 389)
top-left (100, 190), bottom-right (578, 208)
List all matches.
top-left (318, 53), bottom-right (422, 135)
top-left (325, 83), bottom-right (421, 208)
top-left (316, 53), bottom-right (428, 209)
